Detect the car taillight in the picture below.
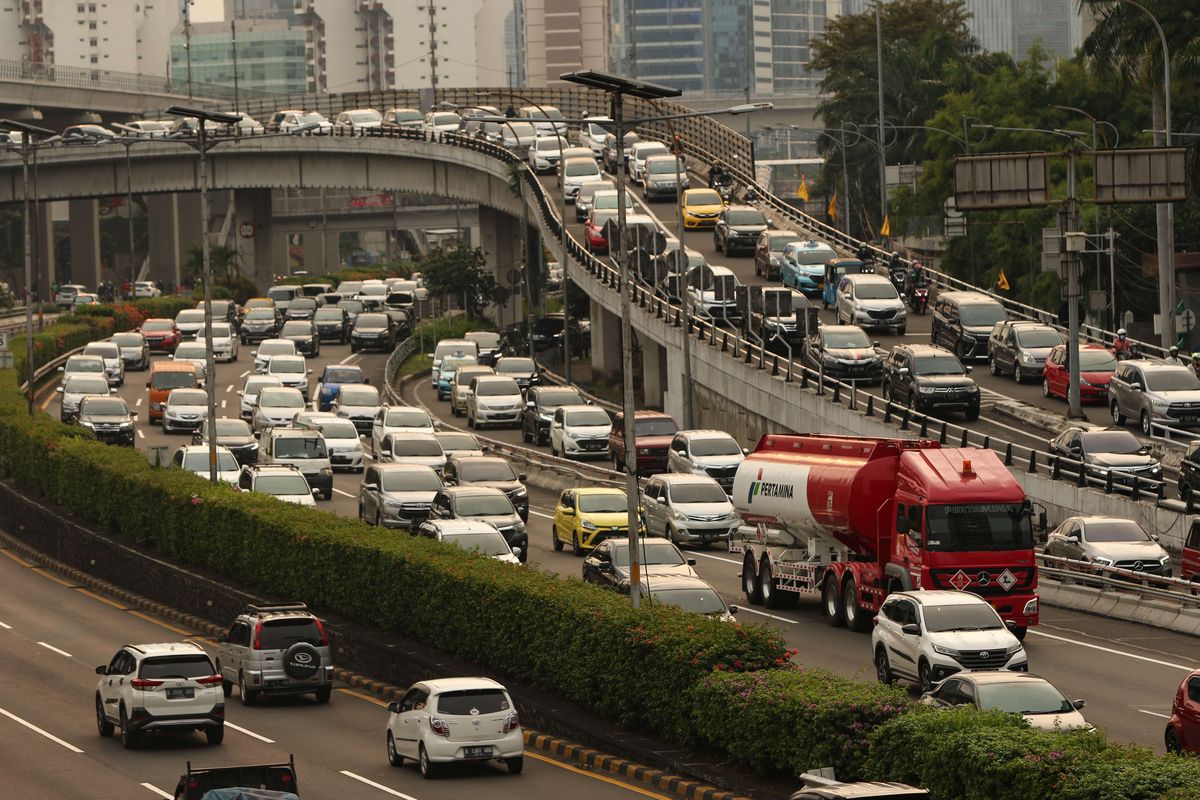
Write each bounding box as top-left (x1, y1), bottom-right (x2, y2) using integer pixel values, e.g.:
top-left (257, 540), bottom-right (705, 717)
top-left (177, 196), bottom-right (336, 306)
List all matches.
top-left (313, 617), bottom-right (329, 646)
top-left (252, 621), bottom-right (263, 650)
top-left (503, 712), bottom-right (520, 733)
top-left (130, 678), bottom-right (163, 690)
top-left (430, 716), bottom-right (450, 737)
top-left (196, 675), bottom-right (224, 686)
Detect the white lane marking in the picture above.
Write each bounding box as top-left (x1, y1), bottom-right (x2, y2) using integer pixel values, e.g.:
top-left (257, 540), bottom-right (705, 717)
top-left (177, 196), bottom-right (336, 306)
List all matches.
top-left (224, 721), bottom-right (275, 743)
top-left (692, 551), bottom-right (740, 566)
top-left (340, 353), bottom-right (363, 365)
top-left (1026, 629), bottom-right (1194, 672)
top-left (0, 706), bottom-right (84, 753)
top-left (735, 606), bottom-right (799, 624)
top-left (239, 370), bottom-right (249, 378)
top-left (333, 488), bottom-right (357, 499)
top-left (37, 641), bottom-right (72, 658)
top-left (0, 620), bottom-right (11, 629)
top-left (340, 771), bottom-right (419, 799)
top-left (141, 783), bottom-right (173, 799)
top-left (1138, 710), bottom-right (1171, 719)
top-left (136, 429), bottom-right (145, 440)
top-left (225, 384), bottom-right (234, 393)
top-left (135, 397), bottom-right (143, 407)
top-left (529, 510), bottom-right (555, 521)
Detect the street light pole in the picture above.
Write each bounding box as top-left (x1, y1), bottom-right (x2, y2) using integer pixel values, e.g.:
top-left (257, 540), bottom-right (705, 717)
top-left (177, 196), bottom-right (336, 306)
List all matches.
top-left (231, 16), bottom-right (240, 114)
top-left (874, 0), bottom-right (888, 239)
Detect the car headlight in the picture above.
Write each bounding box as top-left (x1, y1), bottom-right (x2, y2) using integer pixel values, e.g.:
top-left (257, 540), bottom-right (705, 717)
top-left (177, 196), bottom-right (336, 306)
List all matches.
top-left (1159, 554), bottom-right (1171, 565)
top-left (638, 447), bottom-right (652, 456)
top-left (672, 509), bottom-right (690, 521)
top-left (1079, 376), bottom-right (1092, 386)
top-left (539, 412), bottom-right (552, 422)
top-left (966, 384), bottom-right (979, 393)
top-left (119, 421), bottom-right (133, 429)
top-left (1152, 400), bottom-right (1171, 412)
top-left (1006, 643), bottom-right (1025, 656)
top-left (931, 643), bottom-right (960, 657)
top-left (513, 486), bottom-right (527, 497)
top-left (1092, 556), bottom-right (1114, 566)
top-left (1151, 465), bottom-right (1162, 475)
top-left (581, 519), bottom-right (598, 531)
top-left (79, 421), bottom-right (95, 429)
top-left (1020, 352), bottom-right (1035, 364)
top-left (383, 499), bottom-right (403, 510)
top-left (319, 467), bottom-right (333, 476)
top-left (918, 385), bottom-right (936, 395)
top-left (822, 355), bottom-right (838, 366)
top-left (514, 521), bottom-right (526, 533)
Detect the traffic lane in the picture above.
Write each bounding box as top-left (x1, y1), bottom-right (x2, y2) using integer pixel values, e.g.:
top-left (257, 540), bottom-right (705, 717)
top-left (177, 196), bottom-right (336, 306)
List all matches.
top-left (0, 543), bottom-right (677, 800)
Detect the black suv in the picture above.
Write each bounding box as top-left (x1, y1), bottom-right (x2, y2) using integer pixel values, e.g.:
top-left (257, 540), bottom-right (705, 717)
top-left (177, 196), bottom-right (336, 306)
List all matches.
top-left (522, 385), bottom-right (585, 445)
top-left (349, 312), bottom-right (397, 353)
top-left (930, 291), bottom-right (1009, 362)
top-left (77, 394), bottom-right (137, 446)
top-left (713, 205), bottom-right (768, 256)
top-left (882, 343), bottom-right (980, 420)
top-left (801, 324), bottom-right (882, 383)
top-left (1178, 440), bottom-right (1200, 505)
top-left (278, 319), bottom-right (321, 357)
top-left (313, 306), bottom-right (349, 343)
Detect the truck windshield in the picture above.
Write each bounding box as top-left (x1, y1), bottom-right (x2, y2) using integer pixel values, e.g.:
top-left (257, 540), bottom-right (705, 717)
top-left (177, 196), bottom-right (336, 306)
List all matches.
top-left (924, 503), bottom-right (1032, 552)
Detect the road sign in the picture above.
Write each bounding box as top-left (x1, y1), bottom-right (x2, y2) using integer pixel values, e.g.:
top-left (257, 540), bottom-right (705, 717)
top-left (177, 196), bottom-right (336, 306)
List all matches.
top-left (954, 152), bottom-right (1050, 210)
top-left (1177, 309), bottom-right (1195, 333)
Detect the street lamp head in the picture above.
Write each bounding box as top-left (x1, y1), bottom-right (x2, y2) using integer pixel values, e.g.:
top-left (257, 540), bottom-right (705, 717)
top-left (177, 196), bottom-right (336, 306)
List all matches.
top-left (165, 106), bottom-right (242, 125)
top-left (727, 102), bottom-right (773, 115)
top-left (970, 123), bottom-right (995, 131)
top-left (0, 118), bottom-right (55, 138)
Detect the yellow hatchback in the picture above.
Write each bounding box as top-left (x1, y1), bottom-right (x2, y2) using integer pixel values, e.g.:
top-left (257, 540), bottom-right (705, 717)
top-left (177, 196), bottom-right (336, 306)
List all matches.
top-left (681, 188), bottom-right (725, 229)
top-left (553, 487), bottom-right (643, 555)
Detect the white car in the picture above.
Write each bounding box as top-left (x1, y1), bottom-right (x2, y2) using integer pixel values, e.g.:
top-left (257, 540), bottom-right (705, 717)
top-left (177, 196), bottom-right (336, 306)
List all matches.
top-left (252, 386), bottom-right (305, 434)
top-left (171, 444), bottom-right (241, 485)
top-left (60, 354), bottom-right (107, 383)
top-left (386, 676), bottom-right (523, 777)
top-left (920, 671), bottom-right (1091, 732)
top-left (133, 280), bottom-right (162, 298)
top-left (237, 375), bottom-right (283, 421)
top-left (685, 264), bottom-right (742, 323)
top-left (450, 365), bottom-right (495, 417)
top-left (196, 322), bottom-right (239, 362)
top-left (873, 590), bottom-right (1028, 693)
top-left (174, 308), bottom-right (207, 340)
top-left (95, 642), bottom-right (225, 748)
top-left (252, 338), bottom-right (298, 374)
top-left (528, 135), bottom-right (563, 174)
top-left (835, 273), bottom-right (907, 334)
top-left (466, 376), bottom-right (523, 429)
top-left (171, 342), bottom-right (210, 382)
top-left (355, 282), bottom-right (388, 310)
top-left (424, 110), bottom-right (463, 134)
top-left (329, 383), bottom-right (382, 436)
top-left (334, 108), bottom-right (383, 135)
top-left (549, 404), bottom-right (612, 460)
top-left (280, 111), bottom-right (332, 134)
top-left (295, 413), bottom-right (365, 472)
top-left (371, 405), bottom-right (435, 454)
top-left (629, 141), bottom-right (670, 182)
top-left (266, 354), bottom-right (310, 400)
top-left (666, 430), bottom-right (746, 494)
top-left (578, 116), bottom-right (612, 156)
top-left (161, 388), bottom-right (209, 433)
top-left (641, 474), bottom-right (740, 546)
top-left (416, 519), bottom-right (521, 565)
top-left (82, 341), bottom-right (125, 387)
top-left (500, 121), bottom-right (538, 152)
top-left (54, 283), bottom-right (87, 307)
top-left (520, 104), bottom-right (567, 137)
top-left (377, 432), bottom-right (447, 474)
top-left (236, 464), bottom-right (317, 506)
top-left (562, 157), bottom-right (605, 203)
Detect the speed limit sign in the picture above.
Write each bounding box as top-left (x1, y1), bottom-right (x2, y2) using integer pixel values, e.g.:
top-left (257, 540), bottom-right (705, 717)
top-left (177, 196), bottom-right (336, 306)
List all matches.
top-left (239, 222), bottom-right (255, 239)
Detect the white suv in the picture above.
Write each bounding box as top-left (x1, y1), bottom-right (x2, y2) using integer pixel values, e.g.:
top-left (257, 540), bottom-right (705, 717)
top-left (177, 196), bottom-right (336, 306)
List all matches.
top-left (386, 677), bottom-right (523, 778)
top-left (834, 273), bottom-right (907, 334)
top-left (467, 375), bottom-right (523, 429)
top-left (872, 590), bottom-right (1027, 693)
top-left (95, 642), bottom-right (225, 749)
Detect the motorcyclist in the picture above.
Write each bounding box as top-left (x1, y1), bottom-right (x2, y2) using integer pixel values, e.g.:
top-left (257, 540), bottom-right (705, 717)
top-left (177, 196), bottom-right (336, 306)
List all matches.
top-left (1193, 353), bottom-right (1200, 379)
top-left (905, 262), bottom-right (928, 294)
top-left (1164, 345), bottom-right (1188, 366)
top-left (855, 243), bottom-right (873, 264)
top-left (707, 162), bottom-right (730, 189)
top-left (1111, 328), bottom-right (1134, 360)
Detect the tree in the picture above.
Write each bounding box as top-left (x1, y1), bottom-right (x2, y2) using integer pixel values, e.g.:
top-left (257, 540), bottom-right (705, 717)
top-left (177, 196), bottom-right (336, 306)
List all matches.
top-left (183, 244), bottom-right (240, 283)
top-left (420, 245), bottom-right (510, 320)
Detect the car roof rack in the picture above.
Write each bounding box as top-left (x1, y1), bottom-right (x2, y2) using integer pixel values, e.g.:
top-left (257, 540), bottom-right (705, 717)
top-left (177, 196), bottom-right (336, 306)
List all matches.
top-left (245, 602), bottom-right (309, 615)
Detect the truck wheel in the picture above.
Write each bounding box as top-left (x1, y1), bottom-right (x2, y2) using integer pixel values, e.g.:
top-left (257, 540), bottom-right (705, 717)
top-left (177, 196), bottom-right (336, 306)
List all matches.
top-left (842, 576), bottom-right (871, 632)
top-left (760, 557), bottom-right (796, 610)
top-left (822, 575), bottom-right (845, 627)
top-left (741, 553), bottom-right (763, 604)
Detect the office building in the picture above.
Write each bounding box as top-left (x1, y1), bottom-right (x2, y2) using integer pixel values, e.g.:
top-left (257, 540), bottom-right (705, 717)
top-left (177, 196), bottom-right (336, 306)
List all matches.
top-left (170, 19), bottom-right (309, 96)
top-left (965, 0), bottom-right (1081, 60)
top-left (224, 0), bottom-right (297, 20)
top-left (0, 0), bottom-right (178, 74)
top-left (521, 0), bottom-right (609, 87)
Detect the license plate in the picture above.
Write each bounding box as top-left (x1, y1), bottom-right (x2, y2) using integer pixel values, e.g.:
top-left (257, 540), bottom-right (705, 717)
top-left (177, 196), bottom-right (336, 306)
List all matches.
top-left (700, 533), bottom-right (712, 543)
top-left (463, 746), bottom-right (493, 758)
top-left (166, 688), bottom-right (194, 699)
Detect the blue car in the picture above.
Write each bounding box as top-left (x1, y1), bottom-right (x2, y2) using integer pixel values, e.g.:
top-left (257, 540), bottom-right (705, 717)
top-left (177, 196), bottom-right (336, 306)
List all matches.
top-left (436, 354), bottom-right (479, 400)
top-left (780, 240), bottom-right (837, 298)
top-left (315, 364), bottom-right (367, 412)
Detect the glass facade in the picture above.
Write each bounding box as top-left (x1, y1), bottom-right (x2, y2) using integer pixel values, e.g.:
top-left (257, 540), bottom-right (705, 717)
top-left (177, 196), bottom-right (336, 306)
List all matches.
top-left (170, 24), bottom-right (308, 94)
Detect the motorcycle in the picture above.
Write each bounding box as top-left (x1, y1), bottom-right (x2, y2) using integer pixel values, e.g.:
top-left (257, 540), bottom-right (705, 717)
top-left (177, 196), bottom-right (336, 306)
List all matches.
top-left (908, 284), bottom-right (929, 315)
top-left (889, 267), bottom-right (908, 301)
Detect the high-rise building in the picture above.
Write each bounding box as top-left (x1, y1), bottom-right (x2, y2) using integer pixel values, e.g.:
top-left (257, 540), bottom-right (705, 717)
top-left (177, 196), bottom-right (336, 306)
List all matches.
top-left (170, 19), bottom-right (309, 96)
top-left (522, 0), bottom-right (609, 87)
top-left (223, 0), bottom-right (297, 20)
top-left (0, 0), bottom-right (178, 74)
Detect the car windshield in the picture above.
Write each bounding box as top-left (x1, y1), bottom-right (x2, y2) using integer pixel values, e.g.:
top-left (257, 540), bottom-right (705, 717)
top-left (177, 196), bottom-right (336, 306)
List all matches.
top-left (260, 617), bottom-right (322, 648)
top-left (611, 541), bottom-right (685, 567)
top-left (65, 376), bottom-right (109, 393)
top-left (314, 308), bottom-right (343, 321)
top-left (142, 320), bottom-right (174, 332)
top-left (111, 333), bottom-right (144, 347)
top-left (349, 110), bottom-right (380, 123)
top-left (322, 367), bottom-right (363, 385)
top-left (246, 309), bottom-right (275, 321)
top-left (687, 190), bottom-right (722, 205)
top-left (768, 234), bottom-right (795, 250)
top-left (458, 460), bottom-right (516, 481)
top-left (960, 304), bottom-right (1008, 327)
top-left (213, 419), bottom-right (252, 436)
top-left (168, 390), bottom-right (207, 406)
top-left (432, 113), bottom-right (461, 127)
top-left (823, 329), bottom-right (872, 349)
top-left (338, 386), bottom-right (378, 405)
top-left (506, 122), bottom-right (536, 138)
top-left (176, 310), bottom-right (205, 323)
top-left (921, 603), bottom-right (1004, 632)
top-left (727, 210), bottom-right (766, 225)
top-left (242, 379), bottom-right (279, 398)
top-left (381, 469), bottom-right (442, 492)
top-left (538, 389), bottom-right (582, 407)
top-left (307, 420), bottom-right (355, 440)
top-left (465, 332), bottom-right (501, 349)
top-left (274, 436), bottom-right (327, 458)
top-left (339, 300), bottom-right (364, 313)
top-left (81, 398), bottom-right (128, 416)
top-left (1016, 328), bottom-right (1062, 348)
top-left (259, 389), bottom-right (303, 408)
top-left (565, 409), bottom-right (610, 426)
top-left (298, 113), bottom-right (327, 125)
top-left (924, 503), bottom-right (1033, 552)
top-left (204, 324), bottom-right (233, 338)
top-left (437, 433), bottom-right (480, 451)
top-left (976, 682), bottom-right (1073, 715)
top-left (256, 474), bottom-right (312, 495)
top-left (446, 531), bottom-right (512, 556)
top-left (689, 437), bottom-right (741, 457)
top-left (356, 314), bottom-right (389, 329)
top-left (271, 359), bottom-right (305, 374)
top-left (67, 357), bottom-right (105, 372)
top-left (392, 109), bottom-right (422, 123)
top-left (281, 322), bottom-right (312, 335)
top-left (1077, 350), bottom-right (1117, 370)
top-left (152, 371), bottom-right (195, 390)
top-left (578, 493), bottom-right (626, 513)
top-left (437, 688), bottom-right (510, 715)
top-left (635, 419), bottom-right (678, 436)
top-left (647, 158), bottom-right (680, 174)
top-left (258, 342), bottom-right (295, 356)
top-left (536, 139), bottom-right (561, 152)
top-left (456, 369), bottom-right (491, 386)
top-left (391, 439), bottom-right (443, 458)
top-left (854, 282), bottom-right (898, 300)
top-left (670, 483), bottom-right (729, 504)
top-left (183, 450), bottom-right (238, 471)
top-left (565, 161), bottom-right (599, 176)
top-left (649, 588), bottom-right (725, 615)
top-left (139, 655), bottom-right (213, 680)
top-left (175, 344), bottom-right (206, 359)
top-left (358, 285), bottom-right (387, 297)
top-left (1081, 431), bottom-right (1145, 455)
top-left (457, 494), bottom-right (515, 516)
top-left (289, 298), bottom-right (317, 310)
top-left (497, 359), bottom-right (535, 374)
top-left (476, 380), bottom-right (519, 397)
top-left (1083, 520), bottom-right (1152, 543)
top-left (913, 355), bottom-right (965, 376)
top-left (579, 182), bottom-right (614, 200)
top-left (1146, 369), bottom-right (1200, 391)
top-left (385, 409), bottom-right (430, 428)
top-left (84, 344), bottom-right (119, 359)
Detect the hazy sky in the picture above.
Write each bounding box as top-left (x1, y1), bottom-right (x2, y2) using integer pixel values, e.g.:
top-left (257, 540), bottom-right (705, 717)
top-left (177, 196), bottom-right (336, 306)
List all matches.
top-left (190, 0), bottom-right (223, 23)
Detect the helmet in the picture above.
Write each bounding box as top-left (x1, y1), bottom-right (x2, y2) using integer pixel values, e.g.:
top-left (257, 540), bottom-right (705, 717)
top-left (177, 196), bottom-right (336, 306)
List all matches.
top-left (1171, 345), bottom-right (1180, 354)
top-left (1117, 328), bottom-right (1127, 338)
top-left (1193, 352), bottom-right (1200, 360)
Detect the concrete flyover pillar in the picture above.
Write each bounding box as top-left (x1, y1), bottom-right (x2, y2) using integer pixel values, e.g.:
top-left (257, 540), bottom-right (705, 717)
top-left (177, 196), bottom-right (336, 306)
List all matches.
top-left (232, 188), bottom-right (274, 292)
top-left (641, 337), bottom-right (666, 411)
top-left (477, 205), bottom-right (523, 328)
top-left (661, 340), bottom-right (685, 424)
top-left (67, 198), bottom-right (101, 288)
top-left (147, 193), bottom-right (203, 292)
top-left (589, 299), bottom-right (621, 379)
top-left (33, 201), bottom-right (55, 298)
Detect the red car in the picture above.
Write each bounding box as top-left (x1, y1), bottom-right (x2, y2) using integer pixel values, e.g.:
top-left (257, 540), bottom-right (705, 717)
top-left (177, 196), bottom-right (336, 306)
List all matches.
top-left (139, 318), bottom-right (180, 353)
top-left (608, 410), bottom-right (678, 475)
top-left (1184, 517), bottom-right (1200, 582)
top-left (1041, 343), bottom-right (1116, 403)
top-left (1166, 668), bottom-right (1200, 754)
top-left (584, 209), bottom-right (617, 254)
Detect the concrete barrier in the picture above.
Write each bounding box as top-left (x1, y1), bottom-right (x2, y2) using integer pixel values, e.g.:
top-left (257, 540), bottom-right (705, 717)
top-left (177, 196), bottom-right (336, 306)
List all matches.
top-left (1039, 578), bottom-right (1200, 637)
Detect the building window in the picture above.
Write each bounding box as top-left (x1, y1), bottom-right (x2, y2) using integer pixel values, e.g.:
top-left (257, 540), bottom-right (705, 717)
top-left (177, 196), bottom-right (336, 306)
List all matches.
top-left (88, 2), bottom-right (96, 10)
top-left (89, 37), bottom-right (97, 46)
top-left (90, 55), bottom-right (98, 63)
top-left (89, 21), bottom-right (96, 29)
top-left (77, 3), bottom-right (84, 11)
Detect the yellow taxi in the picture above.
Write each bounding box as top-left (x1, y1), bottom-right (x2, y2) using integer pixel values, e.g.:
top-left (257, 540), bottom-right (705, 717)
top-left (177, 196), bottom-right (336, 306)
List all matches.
top-left (552, 487), bottom-right (644, 555)
top-left (681, 188), bottom-right (726, 229)
top-left (243, 297), bottom-right (276, 311)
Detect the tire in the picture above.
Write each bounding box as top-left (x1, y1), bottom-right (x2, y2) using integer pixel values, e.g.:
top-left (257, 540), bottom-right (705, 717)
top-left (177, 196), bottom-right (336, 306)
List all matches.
top-left (1111, 400), bottom-right (1126, 425)
top-left (713, 233), bottom-right (722, 253)
top-left (375, 509), bottom-right (382, 527)
top-left (989, 357), bottom-right (1000, 376)
top-left (572, 530), bottom-right (584, 557)
top-left (120, 705), bottom-right (138, 749)
top-left (96, 695), bottom-right (114, 737)
top-left (506, 757), bottom-right (524, 774)
top-left (206, 724), bottom-right (224, 745)
top-left (882, 381), bottom-right (892, 402)
top-left (1166, 726), bottom-right (1182, 754)
top-left (388, 732), bottom-right (404, 766)
top-left (875, 647), bottom-right (895, 685)
top-left (239, 672), bottom-right (259, 706)
top-left (215, 662), bottom-right (232, 698)
top-left (419, 744), bottom-right (438, 779)
top-left (613, 454), bottom-right (623, 472)
top-left (552, 524), bottom-right (564, 551)
top-left (742, 553), bottom-right (763, 604)
top-left (522, 425), bottom-right (532, 444)
top-left (1180, 482), bottom-right (1191, 504)
top-left (316, 686), bottom-right (332, 704)
top-left (283, 642), bottom-right (322, 680)
top-left (1013, 362), bottom-right (1022, 383)
top-left (822, 574), bottom-right (845, 627)
top-left (1140, 411), bottom-right (1153, 437)
top-left (842, 575), bottom-right (871, 632)
top-left (896, 326), bottom-right (906, 336)
top-left (965, 404), bottom-right (980, 422)
top-left (759, 557), bottom-right (795, 610)
top-left (918, 660), bottom-right (934, 694)
top-left (1042, 378), bottom-right (1051, 398)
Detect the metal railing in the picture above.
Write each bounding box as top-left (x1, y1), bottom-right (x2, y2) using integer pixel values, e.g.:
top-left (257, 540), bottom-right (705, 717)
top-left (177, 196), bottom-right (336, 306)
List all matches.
top-left (0, 58), bottom-right (273, 104)
top-left (1039, 552), bottom-right (1200, 605)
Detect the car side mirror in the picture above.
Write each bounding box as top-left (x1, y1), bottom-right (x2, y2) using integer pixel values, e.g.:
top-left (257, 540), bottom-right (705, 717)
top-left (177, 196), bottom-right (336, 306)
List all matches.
top-left (95, 665), bottom-right (108, 675)
top-left (897, 367), bottom-right (909, 376)
top-left (728, 605), bottom-right (740, 615)
top-left (145, 382), bottom-right (151, 388)
top-left (1066, 533), bottom-right (1081, 543)
top-left (1130, 382), bottom-right (1143, 391)
top-left (965, 365), bottom-right (973, 374)
top-left (1038, 529), bottom-right (1048, 545)
top-left (363, 482), bottom-right (378, 491)
top-left (312, 488), bottom-right (321, 496)
top-left (130, 412), bottom-right (138, 419)
top-left (251, 350), bottom-right (257, 356)
top-left (1072, 699), bottom-right (1086, 710)
top-left (512, 546), bottom-right (523, 559)
top-left (388, 701), bottom-right (401, 714)
top-left (687, 558), bottom-right (696, 566)
top-left (57, 366), bottom-right (64, 372)
top-left (526, 400), bottom-right (535, 408)
top-left (56, 386), bottom-right (63, 393)
top-left (364, 377), bottom-right (370, 384)
top-left (518, 473), bottom-right (527, 482)
top-left (742, 447), bottom-right (749, 456)
top-left (236, 390), bottom-right (244, 397)
top-left (426, 353), bottom-right (434, 358)
top-left (901, 623), bottom-right (920, 636)
top-left (562, 507), bottom-right (575, 516)
top-left (1005, 620), bottom-right (1018, 632)
top-left (1151, 533), bottom-right (1160, 542)
top-left (306, 369), bottom-right (312, 374)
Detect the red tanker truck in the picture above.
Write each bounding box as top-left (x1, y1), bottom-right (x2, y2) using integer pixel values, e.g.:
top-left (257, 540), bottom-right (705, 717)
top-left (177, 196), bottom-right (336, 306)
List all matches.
top-left (731, 434), bottom-right (1039, 638)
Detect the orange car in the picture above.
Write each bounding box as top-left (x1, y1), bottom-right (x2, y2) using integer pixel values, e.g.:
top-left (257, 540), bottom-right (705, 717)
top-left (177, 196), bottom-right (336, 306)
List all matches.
top-left (146, 361), bottom-right (200, 422)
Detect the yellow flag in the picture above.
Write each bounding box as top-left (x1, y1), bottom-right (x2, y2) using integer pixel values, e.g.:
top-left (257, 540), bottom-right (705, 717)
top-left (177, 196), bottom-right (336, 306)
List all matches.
top-left (997, 269), bottom-right (1010, 291)
top-left (827, 190), bottom-right (838, 221)
top-left (880, 214), bottom-right (891, 237)
top-left (796, 175), bottom-right (810, 201)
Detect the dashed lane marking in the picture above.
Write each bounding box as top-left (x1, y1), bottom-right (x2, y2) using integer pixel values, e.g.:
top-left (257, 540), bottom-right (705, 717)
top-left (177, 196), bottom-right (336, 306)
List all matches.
top-left (0, 706), bottom-right (84, 753)
top-left (37, 641), bottom-right (72, 658)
